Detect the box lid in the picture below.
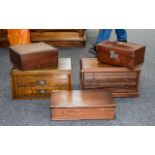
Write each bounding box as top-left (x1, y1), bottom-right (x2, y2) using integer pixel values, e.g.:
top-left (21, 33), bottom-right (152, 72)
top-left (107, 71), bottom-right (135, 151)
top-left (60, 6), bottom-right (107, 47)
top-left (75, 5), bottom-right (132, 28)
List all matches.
top-left (9, 42), bottom-right (58, 55)
top-left (50, 90), bottom-right (116, 108)
top-left (81, 58), bottom-right (140, 72)
top-left (96, 41), bottom-right (145, 58)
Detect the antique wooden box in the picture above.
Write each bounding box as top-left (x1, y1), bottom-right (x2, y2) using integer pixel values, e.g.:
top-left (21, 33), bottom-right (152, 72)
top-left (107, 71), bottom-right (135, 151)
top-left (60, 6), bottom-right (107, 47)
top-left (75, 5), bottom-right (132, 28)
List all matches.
top-left (11, 58), bottom-right (72, 100)
top-left (80, 58), bottom-right (141, 97)
top-left (96, 41), bottom-right (145, 69)
top-left (50, 90), bottom-right (116, 120)
top-left (9, 42), bottom-right (58, 70)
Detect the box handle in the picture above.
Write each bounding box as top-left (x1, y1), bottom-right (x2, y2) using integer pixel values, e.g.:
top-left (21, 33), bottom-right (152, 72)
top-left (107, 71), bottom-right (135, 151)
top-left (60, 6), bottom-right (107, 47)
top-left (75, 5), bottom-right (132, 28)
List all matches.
top-left (38, 80), bottom-right (46, 86)
top-left (38, 89), bottom-right (46, 94)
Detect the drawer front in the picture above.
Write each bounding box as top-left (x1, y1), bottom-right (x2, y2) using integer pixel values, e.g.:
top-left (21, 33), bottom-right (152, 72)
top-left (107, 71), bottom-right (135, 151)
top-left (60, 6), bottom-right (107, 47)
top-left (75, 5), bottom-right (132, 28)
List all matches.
top-left (82, 72), bottom-right (139, 93)
top-left (14, 73), bottom-right (69, 87)
top-left (83, 86), bottom-right (137, 93)
top-left (84, 81), bottom-right (137, 88)
top-left (13, 86), bottom-right (71, 99)
top-left (84, 72), bottom-right (138, 82)
top-left (12, 73), bottom-right (72, 99)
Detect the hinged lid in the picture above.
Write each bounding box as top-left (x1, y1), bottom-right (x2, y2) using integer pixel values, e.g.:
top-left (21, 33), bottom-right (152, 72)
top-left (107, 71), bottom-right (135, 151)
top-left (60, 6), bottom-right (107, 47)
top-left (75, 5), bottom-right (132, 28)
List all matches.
top-left (9, 42), bottom-right (58, 55)
top-left (50, 90), bottom-right (116, 108)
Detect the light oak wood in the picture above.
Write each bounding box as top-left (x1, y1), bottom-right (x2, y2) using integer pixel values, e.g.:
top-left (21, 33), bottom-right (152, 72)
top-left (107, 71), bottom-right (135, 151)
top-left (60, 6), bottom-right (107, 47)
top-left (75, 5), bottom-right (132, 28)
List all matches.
top-left (11, 58), bottom-right (73, 100)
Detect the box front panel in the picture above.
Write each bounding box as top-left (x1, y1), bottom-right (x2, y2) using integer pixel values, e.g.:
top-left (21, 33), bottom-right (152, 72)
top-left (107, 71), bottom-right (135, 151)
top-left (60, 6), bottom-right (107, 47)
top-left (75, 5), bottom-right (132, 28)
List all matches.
top-left (51, 107), bottom-right (116, 120)
top-left (12, 72), bottom-right (72, 99)
top-left (81, 71), bottom-right (139, 96)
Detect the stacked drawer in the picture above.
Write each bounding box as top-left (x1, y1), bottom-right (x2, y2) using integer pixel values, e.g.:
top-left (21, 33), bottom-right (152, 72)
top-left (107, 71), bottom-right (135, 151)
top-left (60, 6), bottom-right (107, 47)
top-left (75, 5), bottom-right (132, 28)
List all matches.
top-left (11, 58), bottom-right (72, 99)
top-left (80, 58), bottom-right (140, 97)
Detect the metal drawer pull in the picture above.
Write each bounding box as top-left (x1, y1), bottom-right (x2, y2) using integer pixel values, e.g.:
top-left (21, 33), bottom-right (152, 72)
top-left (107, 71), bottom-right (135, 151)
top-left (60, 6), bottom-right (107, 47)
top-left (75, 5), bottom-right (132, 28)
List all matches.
top-left (38, 80), bottom-right (46, 85)
top-left (39, 89), bottom-right (46, 94)
top-left (125, 86), bottom-right (129, 89)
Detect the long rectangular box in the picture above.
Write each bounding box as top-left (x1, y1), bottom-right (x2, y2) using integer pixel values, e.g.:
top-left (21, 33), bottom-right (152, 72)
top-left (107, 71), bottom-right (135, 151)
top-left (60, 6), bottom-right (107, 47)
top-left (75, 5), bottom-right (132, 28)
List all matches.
top-left (11, 58), bottom-right (72, 100)
top-left (50, 90), bottom-right (116, 120)
top-left (80, 58), bottom-right (141, 97)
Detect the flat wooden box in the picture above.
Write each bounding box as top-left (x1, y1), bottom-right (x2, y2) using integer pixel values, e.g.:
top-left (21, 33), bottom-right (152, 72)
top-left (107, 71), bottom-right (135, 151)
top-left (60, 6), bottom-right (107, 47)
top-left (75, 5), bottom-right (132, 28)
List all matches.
top-left (80, 58), bottom-right (141, 98)
top-left (9, 42), bottom-right (58, 70)
top-left (50, 90), bottom-right (116, 120)
top-left (0, 29), bottom-right (86, 47)
top-left (96, 41), bottom-right (145, 69)
top-left (11, 58), bottom-right (73, 100)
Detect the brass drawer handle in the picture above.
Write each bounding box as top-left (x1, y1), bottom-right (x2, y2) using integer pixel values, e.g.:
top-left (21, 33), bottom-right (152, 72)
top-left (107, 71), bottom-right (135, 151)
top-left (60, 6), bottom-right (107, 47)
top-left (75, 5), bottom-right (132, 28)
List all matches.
top-left (38, 80), bottom-right (46, 86)
top-left (38, 89), bottom-right (46, 94)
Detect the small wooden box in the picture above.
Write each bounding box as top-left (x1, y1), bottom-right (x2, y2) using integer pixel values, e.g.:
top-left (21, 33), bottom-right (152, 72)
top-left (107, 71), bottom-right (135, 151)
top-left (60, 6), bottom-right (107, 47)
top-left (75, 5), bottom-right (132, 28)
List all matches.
top-left (11, 58), bottom-right (72, 100)
top-left (9, 42), bottom-right (58, 70)
top-left (50, 90), bottom-right (116, 120)
top-left (80, 58), bottom-right (141, 97)
top-left (96, 41), bottom-right (145, 69)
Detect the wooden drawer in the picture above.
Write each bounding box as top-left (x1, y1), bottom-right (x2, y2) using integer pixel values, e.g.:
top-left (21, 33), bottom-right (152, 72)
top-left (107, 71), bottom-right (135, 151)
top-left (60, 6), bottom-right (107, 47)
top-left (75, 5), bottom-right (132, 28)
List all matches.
top-left (13, 86), bottom-right (71, 99)
top-left (12, 74), bottom-right (72, 99)
top-left (83, 81), bottom-right (137, 88)
top-left (80, 58), bottom-right (141, 98)
top-left (14, 73), bottom-right (69, 87)
top-left (83, 72), bottom-right (138, 82)
top-left (11, 58), bottom-right (73, 100)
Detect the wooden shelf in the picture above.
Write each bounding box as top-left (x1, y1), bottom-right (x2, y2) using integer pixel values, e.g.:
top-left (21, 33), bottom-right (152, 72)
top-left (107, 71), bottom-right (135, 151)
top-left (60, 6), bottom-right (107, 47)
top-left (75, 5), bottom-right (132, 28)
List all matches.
top-left (0, 29), bottom-right (86, 47)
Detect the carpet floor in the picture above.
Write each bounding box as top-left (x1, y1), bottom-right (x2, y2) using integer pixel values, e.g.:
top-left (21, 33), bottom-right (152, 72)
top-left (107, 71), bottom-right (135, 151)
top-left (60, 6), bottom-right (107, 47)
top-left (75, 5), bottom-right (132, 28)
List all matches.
top-left (0, 29), bottom-right (155, 126)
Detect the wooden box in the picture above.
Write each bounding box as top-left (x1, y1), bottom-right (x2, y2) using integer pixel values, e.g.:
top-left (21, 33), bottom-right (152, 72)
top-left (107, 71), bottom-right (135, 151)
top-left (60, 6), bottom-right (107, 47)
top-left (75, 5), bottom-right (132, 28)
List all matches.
top-left (9, 42), bottom-right (58, 70)
top-left (11, 58), bottom-right (72, 100)
top-left (96, 41), bottom-right (145, 69)
top-left (80, 58), bottom-right (141, 97)
top-left (50, 90), bottom-right (116, 120)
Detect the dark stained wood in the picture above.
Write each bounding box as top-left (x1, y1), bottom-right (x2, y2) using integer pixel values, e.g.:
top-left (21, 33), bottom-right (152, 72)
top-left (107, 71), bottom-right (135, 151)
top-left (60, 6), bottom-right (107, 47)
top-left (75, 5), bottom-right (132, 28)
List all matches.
top-left (96, 41), bottom-right (145, 69)
top-left (50, 90), bottom-right (116, 120)
top-left (9, 42), bottom-right (58, 70)
top-left (11, 58), bottom-right (73, 100)
top-left (80, 58), bottom-right (141, 97)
